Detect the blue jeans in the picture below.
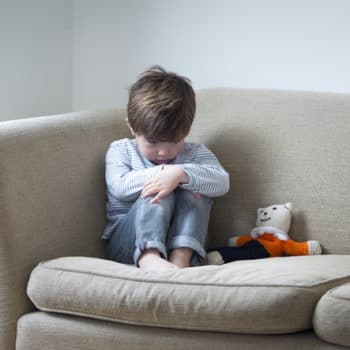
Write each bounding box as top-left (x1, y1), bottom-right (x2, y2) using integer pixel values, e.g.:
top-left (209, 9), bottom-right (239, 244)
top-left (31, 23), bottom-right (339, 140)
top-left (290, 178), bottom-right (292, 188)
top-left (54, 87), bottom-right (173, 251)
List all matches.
top-left (106, 189), bottom-right (213, 266)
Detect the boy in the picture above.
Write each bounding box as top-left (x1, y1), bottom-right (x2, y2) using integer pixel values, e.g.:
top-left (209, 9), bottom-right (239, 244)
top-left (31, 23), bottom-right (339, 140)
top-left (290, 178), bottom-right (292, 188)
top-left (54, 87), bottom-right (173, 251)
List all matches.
top-left (102, 66), bottom-right (229, 271)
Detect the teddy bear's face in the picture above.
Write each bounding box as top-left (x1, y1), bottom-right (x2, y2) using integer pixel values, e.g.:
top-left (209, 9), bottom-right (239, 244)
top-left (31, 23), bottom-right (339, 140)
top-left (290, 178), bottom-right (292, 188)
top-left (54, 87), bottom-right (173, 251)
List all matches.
top-left (256, 202), bottom-right (292, 233)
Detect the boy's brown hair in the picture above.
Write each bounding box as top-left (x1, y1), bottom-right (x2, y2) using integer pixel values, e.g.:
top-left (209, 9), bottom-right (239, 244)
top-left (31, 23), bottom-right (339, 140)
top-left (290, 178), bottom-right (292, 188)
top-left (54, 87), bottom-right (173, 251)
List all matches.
top-left (127, 66), bottom-right (196, 142)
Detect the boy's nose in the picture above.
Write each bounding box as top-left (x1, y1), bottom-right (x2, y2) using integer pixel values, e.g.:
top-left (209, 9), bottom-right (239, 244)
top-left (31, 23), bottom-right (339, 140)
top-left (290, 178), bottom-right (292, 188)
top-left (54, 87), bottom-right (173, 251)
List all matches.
top-left (158, 148), bottom-right (170, 157)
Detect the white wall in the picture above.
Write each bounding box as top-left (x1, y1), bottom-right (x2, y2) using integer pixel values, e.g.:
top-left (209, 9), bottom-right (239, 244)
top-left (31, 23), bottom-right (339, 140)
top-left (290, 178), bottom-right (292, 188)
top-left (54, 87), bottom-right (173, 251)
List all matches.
top-left (0, 0), bottom-right (73, 121)
top-left (72, 0), bottom-right (350, 112)
top-left (2, 1), bottom-right (350, 120)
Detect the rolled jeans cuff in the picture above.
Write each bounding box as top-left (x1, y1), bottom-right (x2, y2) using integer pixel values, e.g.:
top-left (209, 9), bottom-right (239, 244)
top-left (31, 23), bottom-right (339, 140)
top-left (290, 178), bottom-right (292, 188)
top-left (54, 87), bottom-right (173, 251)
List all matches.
top-left (167, 235), bottom-right (206, 259)
top-left (134, 240), bottom-right (168, 267)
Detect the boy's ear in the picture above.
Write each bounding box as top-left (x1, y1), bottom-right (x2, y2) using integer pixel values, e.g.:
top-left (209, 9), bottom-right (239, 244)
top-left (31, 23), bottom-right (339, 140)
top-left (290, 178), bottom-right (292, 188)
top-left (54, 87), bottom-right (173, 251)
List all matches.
top-left (125, 118), bottom-right (136, 136)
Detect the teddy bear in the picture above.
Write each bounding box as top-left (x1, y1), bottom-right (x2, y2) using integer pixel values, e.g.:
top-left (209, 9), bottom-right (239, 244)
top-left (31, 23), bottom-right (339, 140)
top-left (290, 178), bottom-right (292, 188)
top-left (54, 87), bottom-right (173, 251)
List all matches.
top-left (205, 202), bottom-right (322, 265)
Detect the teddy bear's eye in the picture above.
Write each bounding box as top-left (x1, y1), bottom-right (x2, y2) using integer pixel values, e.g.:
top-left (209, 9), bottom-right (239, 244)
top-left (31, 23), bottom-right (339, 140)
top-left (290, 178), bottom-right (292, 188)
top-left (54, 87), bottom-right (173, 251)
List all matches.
top-left (273, 207), bottom-right (277, 210)
top-left (260, 210), bottom-right (264, 213)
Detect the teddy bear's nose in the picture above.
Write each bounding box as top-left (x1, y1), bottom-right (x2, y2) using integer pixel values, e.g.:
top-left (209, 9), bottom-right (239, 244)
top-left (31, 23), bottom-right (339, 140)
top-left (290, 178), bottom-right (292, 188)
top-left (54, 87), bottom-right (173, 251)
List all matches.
top-left (264, 212), bottom-right (268, 216)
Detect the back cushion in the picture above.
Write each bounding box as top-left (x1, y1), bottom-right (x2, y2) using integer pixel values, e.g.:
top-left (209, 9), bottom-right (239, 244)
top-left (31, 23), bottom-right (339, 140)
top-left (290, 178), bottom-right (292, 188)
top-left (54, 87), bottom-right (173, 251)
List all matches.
top-left (189, 89), bottom-right (350, 254)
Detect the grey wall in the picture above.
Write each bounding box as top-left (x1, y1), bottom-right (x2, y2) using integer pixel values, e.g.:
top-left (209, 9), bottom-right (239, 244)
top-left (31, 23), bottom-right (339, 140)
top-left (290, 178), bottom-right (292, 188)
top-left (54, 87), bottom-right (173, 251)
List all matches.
top-left (72, 0), bottom-right (350, 112)
top-left (1, 0), bottom-right (350, 121)
top-left (0, 0), bottom-right (73, 121)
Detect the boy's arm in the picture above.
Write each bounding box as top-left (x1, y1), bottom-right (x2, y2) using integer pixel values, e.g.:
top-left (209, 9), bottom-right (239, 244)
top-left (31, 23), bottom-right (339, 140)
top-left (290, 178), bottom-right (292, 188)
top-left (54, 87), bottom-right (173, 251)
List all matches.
top-left (179, 144), bottom-right (230, 197)
top-left (105, 141), bottom-right (163, 201)
top-left (141, 165), bottom-right (189, 204)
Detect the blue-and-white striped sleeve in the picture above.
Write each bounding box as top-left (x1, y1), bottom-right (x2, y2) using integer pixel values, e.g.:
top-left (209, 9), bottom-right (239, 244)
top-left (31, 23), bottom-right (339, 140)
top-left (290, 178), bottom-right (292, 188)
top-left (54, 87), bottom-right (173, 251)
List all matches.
top-left (180, 144), bottom-right (230, 197)
top-left (105, 141), bottom-right (163, 201)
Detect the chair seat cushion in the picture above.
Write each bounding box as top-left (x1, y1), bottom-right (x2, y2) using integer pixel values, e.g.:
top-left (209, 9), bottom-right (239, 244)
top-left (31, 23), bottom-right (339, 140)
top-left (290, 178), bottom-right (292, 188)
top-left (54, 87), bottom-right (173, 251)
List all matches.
top-left (313, 283), bottom-right (350, 347)
top-left (27, 255), bottom-right (350, 335)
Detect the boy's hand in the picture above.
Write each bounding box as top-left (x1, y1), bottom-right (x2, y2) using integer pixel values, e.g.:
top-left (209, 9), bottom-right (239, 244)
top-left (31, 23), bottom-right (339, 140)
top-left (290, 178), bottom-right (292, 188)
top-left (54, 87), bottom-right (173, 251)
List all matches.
top-left (141, 165), bottom-right (189, 204)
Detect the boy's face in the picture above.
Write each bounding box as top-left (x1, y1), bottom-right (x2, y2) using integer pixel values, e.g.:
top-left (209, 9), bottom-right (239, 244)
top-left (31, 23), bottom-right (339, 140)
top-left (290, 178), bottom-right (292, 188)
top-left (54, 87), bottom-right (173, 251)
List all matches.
top-left (135, 134), bottom-right (185, 164)
top-left (126, 118), bottom-right (185, 163)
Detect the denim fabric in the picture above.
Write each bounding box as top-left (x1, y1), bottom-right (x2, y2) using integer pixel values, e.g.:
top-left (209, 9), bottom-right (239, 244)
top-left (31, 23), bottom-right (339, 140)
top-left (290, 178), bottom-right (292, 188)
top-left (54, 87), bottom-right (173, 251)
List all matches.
top-left (106, 189), bottom-right (213, 266)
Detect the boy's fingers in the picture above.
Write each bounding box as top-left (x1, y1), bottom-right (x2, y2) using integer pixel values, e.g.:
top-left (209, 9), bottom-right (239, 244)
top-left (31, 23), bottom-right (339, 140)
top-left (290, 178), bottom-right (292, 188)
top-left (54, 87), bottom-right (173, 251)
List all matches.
top-left (144, 179), bottom-right (155, 187)
top-left (151, 194), bottom-right (163, 204)
top-left (143, 179), bottom-right (160, 192)
top-left (150, 190), bottom-right (169, 204)
top-left (143, 181), bottom-right (152, 189)
top-left (150, 196), bottom-right (159, 204)
top-left (142, 185), bottom-right (161, 198)
top-left (141, 189), bottom-right (153, 198)
top-left (144, 177), bottom-right (160, 187)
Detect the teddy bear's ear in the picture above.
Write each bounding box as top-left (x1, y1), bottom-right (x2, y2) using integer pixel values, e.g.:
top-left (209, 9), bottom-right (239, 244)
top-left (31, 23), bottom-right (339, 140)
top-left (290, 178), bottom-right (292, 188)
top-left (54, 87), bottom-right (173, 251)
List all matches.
top-left (285, 202), bottom-right (292, 211)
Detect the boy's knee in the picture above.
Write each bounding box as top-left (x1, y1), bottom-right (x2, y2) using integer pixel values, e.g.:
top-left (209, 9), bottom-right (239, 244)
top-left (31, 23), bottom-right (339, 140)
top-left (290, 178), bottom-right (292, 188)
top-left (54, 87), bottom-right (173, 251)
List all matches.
top-left (175, 189), bottom-right (212, 209)
top-left (140, 192), bottom-right (175, 213)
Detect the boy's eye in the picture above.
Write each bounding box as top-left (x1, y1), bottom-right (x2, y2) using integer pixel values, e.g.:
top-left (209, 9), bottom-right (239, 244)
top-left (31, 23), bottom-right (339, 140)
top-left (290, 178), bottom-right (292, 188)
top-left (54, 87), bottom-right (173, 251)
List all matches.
top-left (147, 140), bottom-right (159, 145)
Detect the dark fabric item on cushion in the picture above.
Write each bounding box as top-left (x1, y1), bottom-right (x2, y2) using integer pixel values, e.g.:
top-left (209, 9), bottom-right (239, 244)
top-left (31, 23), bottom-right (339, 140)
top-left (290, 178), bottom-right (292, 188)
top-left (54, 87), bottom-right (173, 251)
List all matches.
top-left (208, 240), bottom-right (270, 263)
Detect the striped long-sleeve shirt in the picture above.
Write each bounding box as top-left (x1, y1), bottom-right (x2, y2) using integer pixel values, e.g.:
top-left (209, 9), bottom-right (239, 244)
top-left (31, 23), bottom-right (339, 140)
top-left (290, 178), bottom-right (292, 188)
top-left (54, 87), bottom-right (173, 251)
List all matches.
top-left (102, 138), bottom-right (230, 239)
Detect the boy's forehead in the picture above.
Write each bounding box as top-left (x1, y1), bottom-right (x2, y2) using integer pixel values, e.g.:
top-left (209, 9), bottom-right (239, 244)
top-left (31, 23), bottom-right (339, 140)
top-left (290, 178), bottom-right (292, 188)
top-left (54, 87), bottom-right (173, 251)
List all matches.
top-left (148, 138), bottom-right (184, 144)
top-left (142, 134), bottom-right (185, 143)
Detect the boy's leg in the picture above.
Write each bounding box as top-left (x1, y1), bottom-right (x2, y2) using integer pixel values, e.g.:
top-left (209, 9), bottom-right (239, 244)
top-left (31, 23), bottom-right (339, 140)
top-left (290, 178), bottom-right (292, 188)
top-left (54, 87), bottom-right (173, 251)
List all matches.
top-left (106, 193), bottom-right (177, 270)
top-left (138, 248), bottom-right (177, 271)
top-left (169, 247), bottom-right (194, 268)
top-left (167, 189), bottom-right (213, 267)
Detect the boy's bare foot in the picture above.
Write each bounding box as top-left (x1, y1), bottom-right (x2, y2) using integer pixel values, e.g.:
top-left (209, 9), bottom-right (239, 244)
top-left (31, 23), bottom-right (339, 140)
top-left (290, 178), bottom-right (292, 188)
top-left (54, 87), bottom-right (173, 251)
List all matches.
top-left (169, 247), bottom-right (193, 268)
top-left (138, 249), bottom-right (178, 271)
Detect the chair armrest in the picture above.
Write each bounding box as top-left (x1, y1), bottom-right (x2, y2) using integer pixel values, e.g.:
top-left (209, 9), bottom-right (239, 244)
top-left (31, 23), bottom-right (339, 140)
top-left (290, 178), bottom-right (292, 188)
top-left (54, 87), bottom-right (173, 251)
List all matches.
top-left (313, 283), bottom-right (350, 347)
top-left (0, 108), bottom-right (128, 348)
